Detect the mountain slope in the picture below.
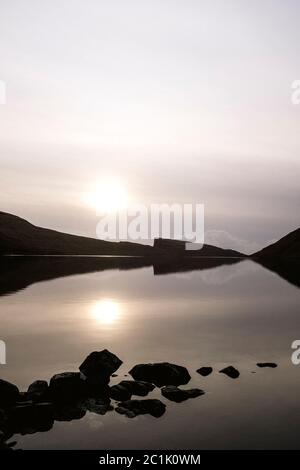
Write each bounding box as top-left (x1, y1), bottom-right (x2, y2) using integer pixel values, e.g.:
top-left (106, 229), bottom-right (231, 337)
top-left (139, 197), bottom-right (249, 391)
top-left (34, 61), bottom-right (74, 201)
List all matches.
top-left (154, 238), bottom-right (243, 257)
top-left (0, 211), bottom-right (153, 255)
top-left (252, 228), bottom-right (300, 258)
top-left (0, 211), bottom-right (245, 256)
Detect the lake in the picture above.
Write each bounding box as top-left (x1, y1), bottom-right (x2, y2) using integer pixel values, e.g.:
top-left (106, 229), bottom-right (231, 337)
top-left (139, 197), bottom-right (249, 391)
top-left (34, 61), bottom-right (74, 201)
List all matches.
top-left (0, 257), bottom-right (299, 449)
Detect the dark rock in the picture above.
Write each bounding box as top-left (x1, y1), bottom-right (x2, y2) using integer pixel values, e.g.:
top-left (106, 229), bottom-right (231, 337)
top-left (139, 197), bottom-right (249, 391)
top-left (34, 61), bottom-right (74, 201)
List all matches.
top-left (79, 350), bottom-right (123, 385)
top-left (54, 402), bottom-right (86, 422)
top-left (257, 363), bottom-right (278, 368)
top-left (0, 428), bottom-right (13, 444)
top-left (85, 382), bottom-right (110, 399)
top-left (49, 372), bottom-right (87, 401)
top-left (8, 402), bottom-right (54, 435)
top-left (129, 363), bottom-right (191, 387)
top-left (110, 384), bottom-right (132, 401)
top-left (110, 381), bottom-right (155, 400)
top-left (27, 380), bottom-right (49, 402)
top-left (121, 381), bottom-right (155, 396)
top-left (8, 404), bottom-right (35, 433)
top-left (0, 409), bottom-right (7, 428)
top-left (84, 398), bottom-right (113, 415)
top-left (219, 366), bottom-right (240, 379)
top-left (0, 430), bottom-right (13, 450)
top-left (116, 399), bottom-right (166, 418)
top-left (0, 434), bottom-right (17, 450)
top-left (161, 386), bottom-right (204, 403)
top-left (197, 367), bottom-right (213, 377)
top-left (15, 400), bottom-right (34, 407)
top-left (17, 392), bottom-right (30, 402)
top-left (33, 403), bottom-right (54, 432)
top-left (0, 379), bottom-right (19, 406)
top-left (0, 408), bottom-right (6, 420)
top-left (116, 408), bottom-right (136, 418)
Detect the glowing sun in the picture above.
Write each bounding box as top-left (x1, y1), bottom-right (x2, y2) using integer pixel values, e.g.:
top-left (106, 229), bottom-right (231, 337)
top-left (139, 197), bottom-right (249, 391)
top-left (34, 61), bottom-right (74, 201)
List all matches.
top-left (85, 179), bottom-right (129, 214)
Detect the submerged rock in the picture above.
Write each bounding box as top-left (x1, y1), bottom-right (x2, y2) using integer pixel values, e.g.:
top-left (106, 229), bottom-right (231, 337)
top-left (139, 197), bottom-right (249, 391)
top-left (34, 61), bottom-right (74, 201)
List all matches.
top-left (110, 381), bottom-right (155, 401)
top-left (84, 397), bottom-right (113, 415)
top-left (129, 363), bottom-right (191, 387)
top-left (116, 399), bottom-right (166, 418)
top-left (0, 379), bottom-right (19, 406)
top-left (257, 363), bottom-right (278, 368)
top-left (219, 366), bottom-right (240, 379)
top-left (27, 380), bottom-right (49, 402)
top-left (79, 350), bottom-right (123, 385)
top-left (197, 367), bottom-right (213, 377)
top-left (49, 372), bottom-right (87, 401)
top-left (161, 386), bottom-right (204, 403)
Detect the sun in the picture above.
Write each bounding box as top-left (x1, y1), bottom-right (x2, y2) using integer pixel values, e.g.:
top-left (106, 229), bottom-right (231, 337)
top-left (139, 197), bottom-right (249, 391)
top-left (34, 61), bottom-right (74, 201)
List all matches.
top-left (85, 179), bottom-right (129, 214)
top-left (90, 299), bottom-right (121, 325)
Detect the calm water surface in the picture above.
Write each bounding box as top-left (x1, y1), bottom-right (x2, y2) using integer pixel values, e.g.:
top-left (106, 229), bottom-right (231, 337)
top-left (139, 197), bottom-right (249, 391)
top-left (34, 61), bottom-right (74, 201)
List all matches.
top-left (0, 259), bottom-right (299, 449)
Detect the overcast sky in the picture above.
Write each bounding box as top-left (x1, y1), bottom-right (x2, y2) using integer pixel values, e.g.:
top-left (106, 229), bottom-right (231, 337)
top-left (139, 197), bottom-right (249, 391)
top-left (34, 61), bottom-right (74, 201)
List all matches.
top-left (0, 0), bottom-right (299, 252)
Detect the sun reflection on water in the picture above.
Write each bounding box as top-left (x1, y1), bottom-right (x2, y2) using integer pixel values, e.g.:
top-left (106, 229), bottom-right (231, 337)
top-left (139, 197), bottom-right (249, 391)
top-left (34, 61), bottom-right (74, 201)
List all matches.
top-left (90, 299), bottom-right (121, 325)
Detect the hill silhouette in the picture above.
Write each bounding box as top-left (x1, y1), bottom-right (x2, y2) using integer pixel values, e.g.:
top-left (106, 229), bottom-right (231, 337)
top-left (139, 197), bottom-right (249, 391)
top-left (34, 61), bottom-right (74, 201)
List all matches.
top-left (250, 228), bottom-right (300, 289)
top-left (0, 212), bottom-right (244, 257)
top-left (1, 211), bottom-right (299, 260)
top-left (0, 211), bottom-right (154, 256)
top-left (0, 212), bottom-right (299, 292)
top-left (154, 238), bottom-right (243, 257)
top-left (252, 228), bottom-right (300, 258)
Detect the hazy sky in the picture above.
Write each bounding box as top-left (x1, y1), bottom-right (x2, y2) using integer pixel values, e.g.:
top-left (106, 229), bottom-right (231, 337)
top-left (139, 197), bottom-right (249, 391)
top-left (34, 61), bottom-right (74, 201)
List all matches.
top-left (0, 0), bottom-right (299, 252)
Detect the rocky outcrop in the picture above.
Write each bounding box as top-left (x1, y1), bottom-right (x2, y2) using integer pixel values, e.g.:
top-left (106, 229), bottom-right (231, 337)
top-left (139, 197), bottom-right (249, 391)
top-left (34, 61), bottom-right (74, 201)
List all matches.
top-left (129, 363), bottom-right (191, 387)
top-left (196, 367), bottom-right (213, 377)
top-left (0, 379), bottom-right (19, 406)
top-left (79, 350), bottom-right (123, 385)
top-left (116, 399), bottom-right (166, 418)
top-left (27, 380), bottom-right (49, 402)
top-left (110, 381), bottom-right (155, 401)
top-left (0, 350), bottom-right (281, 449)
top-left (257, 363), bottom-right (278, 368)
top-left (161, 386), bottom-right (204, 403)
top-left (83, 398), bottom-right (113, 415)
top-left (8, 402), bottom-right (54, 434)
top-left (219, 366), bottom-right (240, 379)
top-left (49, 372), bottom-right (88, 401)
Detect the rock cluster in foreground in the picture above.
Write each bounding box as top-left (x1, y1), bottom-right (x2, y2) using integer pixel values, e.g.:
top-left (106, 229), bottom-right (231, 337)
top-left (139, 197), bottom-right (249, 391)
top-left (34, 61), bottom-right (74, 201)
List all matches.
top-left (0, 349), bottom-right (278, 449)
top-left (0, 351), bottom-right (201, 448)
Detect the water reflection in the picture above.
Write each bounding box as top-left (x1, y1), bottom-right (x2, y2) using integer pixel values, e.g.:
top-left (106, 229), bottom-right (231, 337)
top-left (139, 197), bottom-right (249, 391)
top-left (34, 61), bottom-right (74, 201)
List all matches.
top-left (0, 256), bottom-right (298, 298)
top-left (90, 299), bottom-right (121, 326)
top-left (0, 257), bottom-right (299, 449)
